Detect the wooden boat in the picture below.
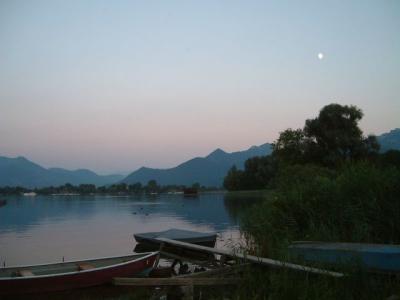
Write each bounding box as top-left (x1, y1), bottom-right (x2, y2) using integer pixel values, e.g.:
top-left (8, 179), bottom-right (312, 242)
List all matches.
top-left (289, 241), bottom-right (400, 273)
top-left (134, 229), bottom-right (217, 247)
top-left (0, 252), bottom-right (159, 295)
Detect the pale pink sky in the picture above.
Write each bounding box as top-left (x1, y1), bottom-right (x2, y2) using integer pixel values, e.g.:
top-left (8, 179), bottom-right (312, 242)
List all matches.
top-left (1, 1), bottom-right (399, 174)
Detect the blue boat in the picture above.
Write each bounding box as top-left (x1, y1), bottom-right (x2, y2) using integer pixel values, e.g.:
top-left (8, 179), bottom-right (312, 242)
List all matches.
top-left (134, 228), bottom-right (217, 247)
top-left (289, 241), bottom-right (400, 273)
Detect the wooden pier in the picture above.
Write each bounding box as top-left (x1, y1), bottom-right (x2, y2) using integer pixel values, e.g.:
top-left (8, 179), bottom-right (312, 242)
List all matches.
top-left (113, 238), bottom-right (344, 299)
top-left (113, 277), bottom-right (240, 286)
top-left (156, 237), bottom-right (344, 278)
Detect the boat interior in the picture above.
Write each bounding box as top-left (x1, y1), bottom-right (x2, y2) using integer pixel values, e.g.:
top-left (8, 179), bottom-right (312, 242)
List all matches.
top-left (0, 253), bottom-right (151, 279)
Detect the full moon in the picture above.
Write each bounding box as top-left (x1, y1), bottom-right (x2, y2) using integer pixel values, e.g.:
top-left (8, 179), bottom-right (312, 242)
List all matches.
top-left (318, 52), bottom-right (324, 60)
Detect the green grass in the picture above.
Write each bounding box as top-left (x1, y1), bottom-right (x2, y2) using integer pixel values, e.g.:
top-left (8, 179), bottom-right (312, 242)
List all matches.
top-left (227, 162), bottom-right (400, 299)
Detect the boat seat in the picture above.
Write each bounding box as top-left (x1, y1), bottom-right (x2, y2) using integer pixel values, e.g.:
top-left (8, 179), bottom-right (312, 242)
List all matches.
top-left (16, 269), bottom-right (34, 277)
top-left (77, 263), bottom-right (95, 271)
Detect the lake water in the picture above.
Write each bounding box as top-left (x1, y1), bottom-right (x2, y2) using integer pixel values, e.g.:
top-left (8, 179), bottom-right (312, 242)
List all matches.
top-left (0, 192), bottom-right (261, 266)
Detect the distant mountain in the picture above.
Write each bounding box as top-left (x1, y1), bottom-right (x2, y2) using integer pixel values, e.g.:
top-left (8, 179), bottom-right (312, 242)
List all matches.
top-left (0, 156), bottom-right (123, 188)
top-left (377, 128), bottom-right (400, 152)
top-left (2, 128), bottom-right (398, 189)
top-left (47, 168), bottom-right (123, 187)
top-left (122, 143), bottom-right (272, 187)
top-left (122, 128), bottom-right (400, 187)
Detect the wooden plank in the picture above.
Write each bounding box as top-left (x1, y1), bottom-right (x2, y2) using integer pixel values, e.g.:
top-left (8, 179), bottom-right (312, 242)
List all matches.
top-left (77, 263), bottom-right (95, 271)
top-left (113, 277), bottom-right (240, 286)
top-left (157, 238), bottom-right (345, 278)
top-left (16, 270), bottom-right (34, 277)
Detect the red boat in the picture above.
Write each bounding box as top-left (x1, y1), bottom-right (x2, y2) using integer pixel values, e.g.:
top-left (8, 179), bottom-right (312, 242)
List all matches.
top-left (0, 252), bottom-right (159, 295)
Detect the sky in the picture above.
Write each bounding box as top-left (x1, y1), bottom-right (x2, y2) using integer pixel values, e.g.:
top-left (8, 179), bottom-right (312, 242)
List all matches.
top-left (0, 0), bottom-right (399, 174)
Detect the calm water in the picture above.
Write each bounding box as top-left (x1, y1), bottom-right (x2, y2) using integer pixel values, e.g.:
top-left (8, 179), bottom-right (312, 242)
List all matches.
top-left (0, 192), bottom-right (261, 266)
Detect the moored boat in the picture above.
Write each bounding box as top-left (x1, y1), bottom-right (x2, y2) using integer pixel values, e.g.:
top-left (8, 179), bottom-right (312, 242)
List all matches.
top-left (183, 188), bottom-right (198, 197)
top-left (134, 228), bottom-right (217, 247)
top-left (0, 252), bottom-right (159, 295)
top-left (0, 199), bottom-right (7, 207)
top-left (22, 192), bottom-right (37, 197)
top-left (289, 241), bottom-right (400, 273)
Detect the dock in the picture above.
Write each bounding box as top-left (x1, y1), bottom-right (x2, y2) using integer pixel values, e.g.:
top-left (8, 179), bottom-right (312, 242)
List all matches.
top-left (156, 237), bottom-right (344, 277)
top-left (114, 237), bottom-right (344, 299)
top-left (113, 277), bottom-right (240, 286)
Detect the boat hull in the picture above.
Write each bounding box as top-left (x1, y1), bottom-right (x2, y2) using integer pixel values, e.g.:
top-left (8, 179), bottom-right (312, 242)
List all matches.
top-left (289, 242), bottom-right (400, 273)
top-left (135, 236), bottom-right (217, 248)
top-left (0, 252), bottom-right (159, 295)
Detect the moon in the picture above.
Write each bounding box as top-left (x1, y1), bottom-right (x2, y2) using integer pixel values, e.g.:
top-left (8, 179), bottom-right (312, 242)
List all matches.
top-left (318, 52), bottom-right (324, 60)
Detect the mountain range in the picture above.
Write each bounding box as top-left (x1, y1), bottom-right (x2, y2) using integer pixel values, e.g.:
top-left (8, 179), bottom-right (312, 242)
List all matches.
top-left (122, 144), bottom-right (272, 187)
top-left (0, 156), bottom-right (124, 188)
top-left (377, 128), bottom-right (400, 152)
top-left (1, 128), bottom-right (399, 188)
top-left (121, 128), bottom-right (400, 187)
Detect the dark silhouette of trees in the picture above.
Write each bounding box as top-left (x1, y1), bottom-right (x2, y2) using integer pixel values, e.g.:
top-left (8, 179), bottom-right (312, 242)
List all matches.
top-left (223, 166), bottom-right (243, 191)
top-left (273, 104), bottom-right (380, 167)
top-left (224, 103), bottom-right (386, 191)
top-left (379, 150), bottom-right (400, 169)
top-left (78, 184), bottom-right (96, 194)
top-left (272, 128), bottom-right (308, 164)
top-left (223, 156), bottom-right (277, 191)
top-left (128, 182), bottom-right (142, 193)
top-left (303, 104), bottom-right (379, 165)
top-left (146, 180), bottom-right (159, 193)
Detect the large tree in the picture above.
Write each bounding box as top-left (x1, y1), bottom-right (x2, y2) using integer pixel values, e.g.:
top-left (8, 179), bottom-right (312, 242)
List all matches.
top-left (273, 104), bottom-right (379, 166)
top-left (272, 128), bottom-right (309, 164)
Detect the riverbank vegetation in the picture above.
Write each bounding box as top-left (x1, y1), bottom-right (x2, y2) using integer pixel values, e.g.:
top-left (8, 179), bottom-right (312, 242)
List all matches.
top-left (0, 181), bottom-right (220, 196)
top-left (223, 104), bottom-right (400, 299)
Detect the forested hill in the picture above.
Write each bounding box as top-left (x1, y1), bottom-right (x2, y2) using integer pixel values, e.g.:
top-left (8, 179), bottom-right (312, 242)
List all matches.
top-left (122, 143), bottom-right (272, 187)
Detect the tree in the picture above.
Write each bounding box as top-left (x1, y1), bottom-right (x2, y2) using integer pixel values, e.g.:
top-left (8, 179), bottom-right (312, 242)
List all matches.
top-left (360, 134), bottom-right (380, 159)
top-left (78, 184), bottom-right (96, 194)
top-left (272, 128), bottom-right (308, 164)
top-left (224, 103), bottom-right (382, 192)
top-left (223, 157), bottom-right (277, 191)
top-left (223, 166), bottom-right (243, 191)
top-left (273, 103), bottom-right (379, 166)
top-left (146, 180), bottom-right (159, 193)
top-left (128, 182), bottom-right (142, 193)
top-left (304, 104), bottom-right (365, 165)
top-left (241, 156), bottom-right (277, 189)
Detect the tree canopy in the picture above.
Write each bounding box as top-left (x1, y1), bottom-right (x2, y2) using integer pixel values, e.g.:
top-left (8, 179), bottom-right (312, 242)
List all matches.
top-left (224, 103), bottom-right (386, 191)
top-left (273, 104), bottom-right (379, 166)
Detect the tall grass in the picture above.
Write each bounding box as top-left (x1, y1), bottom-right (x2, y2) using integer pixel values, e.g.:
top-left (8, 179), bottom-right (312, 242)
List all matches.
top-left (230, 266), bottom-right (400, 300)
top-left (232, 162), bottom-right (400, 299)
top-left (243, 162), bottom-right (400, 256)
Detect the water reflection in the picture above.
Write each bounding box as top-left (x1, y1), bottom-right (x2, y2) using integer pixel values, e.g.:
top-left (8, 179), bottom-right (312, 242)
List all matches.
top-left (223, 191), bottom-right (266, 223)
top-left (0, 192), bottom-right (263, 266)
